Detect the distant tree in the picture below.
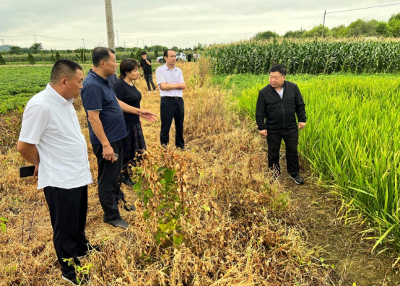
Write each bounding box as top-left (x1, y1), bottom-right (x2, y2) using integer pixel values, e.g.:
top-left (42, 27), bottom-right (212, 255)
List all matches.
top-left (116, 47), bottom-right (125, 52)
top-left (27, 53), bottom-right (35, 65)
top-left (154, 48), bottom-right (159, 58)
top-left (50, 54), bottom-right (56, 63)
top-left (302, 25), bottom-right (332, 37)
top-left (284, 30), bottom-right (305, 38)
top-left (253, 31), bottom-right (279, 40)
top-left (389, 18), bottom-right (400, 37)
top-left (135, 50), bottom-right (142, 61)
top-left (130, 52), bottom-right (134, 58)
top-left (388, 14), bottom-right (400, 37)
top-left (29, 43), bottom-right (43, 54)
top-left (171, 46), bottom-right (180, 52)
top-left (347, 19), bottom-right (378, 37)
top-left (331, 25), bottom-right (348, 38)
top-left (388, 13), bottom-right (400, 22)
top-left (0, 53), bottom-right (6, 65)
top-left (9, 46), bottom-right (23, 54)
top-left (55, 51), bottom-right (61, 60)
top-left (376, 21), bottom-right (391, 36)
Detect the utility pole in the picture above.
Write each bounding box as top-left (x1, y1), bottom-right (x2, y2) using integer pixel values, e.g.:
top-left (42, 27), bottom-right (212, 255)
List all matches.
top-left (34, 34), bottom-right (36, 43)
top-left (322, 10), bottom-right (326, 37)
top-left (116, 29), bottom-right (120, 48)
top-left (82, 39), bottom-right (85, 49)
top-left (1, 39), bottom-right (5, 51)
top-left (104, 0), bottom-right (115, 50)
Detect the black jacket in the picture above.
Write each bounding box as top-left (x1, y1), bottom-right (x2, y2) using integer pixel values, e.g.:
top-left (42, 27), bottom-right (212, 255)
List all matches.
top-left (255, 81), bottom-right (306, 132)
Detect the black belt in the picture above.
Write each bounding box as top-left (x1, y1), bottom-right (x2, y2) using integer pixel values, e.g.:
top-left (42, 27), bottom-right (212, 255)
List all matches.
top-left (162, 96), bottom-right (182, 100)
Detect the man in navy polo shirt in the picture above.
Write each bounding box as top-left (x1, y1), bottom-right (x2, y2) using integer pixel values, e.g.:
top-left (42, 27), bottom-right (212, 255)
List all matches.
top-left (81, 47), bottom-right (156, 229)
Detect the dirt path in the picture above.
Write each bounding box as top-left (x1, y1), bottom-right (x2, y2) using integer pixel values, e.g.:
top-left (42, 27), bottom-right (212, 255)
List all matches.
top-left (280, 166), bottom-right (400, 285)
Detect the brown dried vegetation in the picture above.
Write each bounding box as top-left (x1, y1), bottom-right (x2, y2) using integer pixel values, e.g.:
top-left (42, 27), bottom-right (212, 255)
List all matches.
top-left (0, 61), bottom-right (330, 285)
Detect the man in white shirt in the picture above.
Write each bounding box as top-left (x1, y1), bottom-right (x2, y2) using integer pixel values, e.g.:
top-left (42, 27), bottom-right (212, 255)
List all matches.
top-left (155, 49), bottom-right (186, 149)
top-left (17, 60), bottom-right (95, 285)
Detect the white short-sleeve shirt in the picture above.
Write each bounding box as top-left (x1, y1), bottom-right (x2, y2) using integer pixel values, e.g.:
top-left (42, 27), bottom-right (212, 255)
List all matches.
top-left (19, 84), bottom-right (92, 189)
top-left (155, 64), bottom-right (184, 97)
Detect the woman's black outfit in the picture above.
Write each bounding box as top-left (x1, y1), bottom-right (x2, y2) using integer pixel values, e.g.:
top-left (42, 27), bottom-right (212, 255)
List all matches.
top-left (113, 79), bottom-right (147, 183)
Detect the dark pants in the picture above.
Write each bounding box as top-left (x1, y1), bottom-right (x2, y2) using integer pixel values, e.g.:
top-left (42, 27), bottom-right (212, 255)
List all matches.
top-left (92, 140), bottom-right (125, 221)
top-left (266, 129), bottom-right (300, 176)
top-left (160, 97), bottom-right (185, 148)
top-left (44, 185), bottom-right (89, 277)
top-left (144, 74), bottom-right (156, 91)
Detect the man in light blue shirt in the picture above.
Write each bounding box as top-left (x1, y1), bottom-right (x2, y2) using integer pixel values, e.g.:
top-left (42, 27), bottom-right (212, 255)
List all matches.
top-left (156, 49), bottom-right (186, 149)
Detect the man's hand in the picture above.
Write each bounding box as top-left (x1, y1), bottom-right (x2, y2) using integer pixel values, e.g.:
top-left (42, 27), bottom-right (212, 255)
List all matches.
top-left (102, 144), bottom-right (115, 163)
top-left (259, 130), bottom-right (268, 137)
top-left (298, 122), bottom-right (306, 129)
top-left (33, 165), bottom-right (39, 176)
top-left (139, 110), bottom-right (158, 122)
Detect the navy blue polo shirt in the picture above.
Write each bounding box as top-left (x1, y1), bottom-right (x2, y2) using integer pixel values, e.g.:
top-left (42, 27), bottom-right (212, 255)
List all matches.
top-left (81, 70), bottom-right (126, 145)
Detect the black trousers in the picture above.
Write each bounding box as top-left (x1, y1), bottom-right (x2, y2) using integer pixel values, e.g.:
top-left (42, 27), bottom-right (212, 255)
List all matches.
top-left (160, 97), bottom-right (185, 148)
top-left (144, 74), bottom-right (156, 91)
top-left (44, 185), bottom-right (89, 277)
top-left (266, 129), bottom-right (300, 176)
top-left (92, 139), bottom-right (125, 221)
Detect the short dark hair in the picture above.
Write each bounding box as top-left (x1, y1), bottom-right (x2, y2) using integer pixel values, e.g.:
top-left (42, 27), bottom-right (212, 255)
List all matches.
top-left (163, 49), bottom-right (175, 57)
top-left (92, 47), bottom-right (115, 67)
top-left (50, 59), bottom-right (82, 84)
top-left (269, 65), bottom-right (287, 76)
top-left (119, 59), bottom-right (139, 79)
top-left (141, 51), bottom-right (147, 55)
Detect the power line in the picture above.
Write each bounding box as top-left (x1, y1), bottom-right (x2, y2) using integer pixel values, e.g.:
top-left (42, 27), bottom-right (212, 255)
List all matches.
top-left (304, 13), bottom-right (325, 30)
top-left (327, 2), bottom-right (400, 14)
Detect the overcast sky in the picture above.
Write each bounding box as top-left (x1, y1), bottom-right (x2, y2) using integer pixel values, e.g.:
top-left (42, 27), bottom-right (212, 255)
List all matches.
top-left (1, 0), bottom-right (399, 50)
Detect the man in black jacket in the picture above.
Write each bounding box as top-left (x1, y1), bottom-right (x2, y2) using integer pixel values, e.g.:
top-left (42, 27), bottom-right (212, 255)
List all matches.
top-left (256, 65), bottom-right (306, 184)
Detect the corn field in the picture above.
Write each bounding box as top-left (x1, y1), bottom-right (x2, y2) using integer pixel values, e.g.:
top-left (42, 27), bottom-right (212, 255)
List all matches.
top-left (207, 40), bottom-right (400, 74)
top-left (236, 74), bottom-right (400, 248)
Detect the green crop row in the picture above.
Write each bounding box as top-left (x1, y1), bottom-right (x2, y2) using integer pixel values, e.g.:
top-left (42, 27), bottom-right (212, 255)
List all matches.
top-left (207, 40), bottom-right (400, 75)
top-left (0, 66), bottom-right (51, 113)
top-left (227, 73), bottom-right (400, 249)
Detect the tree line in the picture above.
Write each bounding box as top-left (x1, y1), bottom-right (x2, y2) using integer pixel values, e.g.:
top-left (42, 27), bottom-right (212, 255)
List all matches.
top-left (254, 13), bottom-right (400, 40)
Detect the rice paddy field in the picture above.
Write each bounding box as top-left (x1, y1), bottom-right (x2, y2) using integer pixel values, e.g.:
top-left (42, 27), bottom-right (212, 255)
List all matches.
top-left (212, 72), bottom-right (400, 252)
top-left (1, 40), bottom-right (400, 285)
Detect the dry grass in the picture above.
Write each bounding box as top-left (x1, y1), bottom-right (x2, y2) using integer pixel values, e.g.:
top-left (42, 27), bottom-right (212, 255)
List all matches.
top-left (0, 61), bottom-right (331, 285)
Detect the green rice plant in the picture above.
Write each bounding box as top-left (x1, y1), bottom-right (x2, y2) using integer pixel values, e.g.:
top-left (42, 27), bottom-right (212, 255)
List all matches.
top-left (230, 73), bottom-right (400, 249)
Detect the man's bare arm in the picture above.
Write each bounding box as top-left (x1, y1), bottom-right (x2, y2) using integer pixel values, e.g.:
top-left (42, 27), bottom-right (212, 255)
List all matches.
top-left (117, 99), bottom-right (157, 122)
top-left (17, 141), bottom-right (39, 175)
top-left (159, 82), bottom-right (186, 90)
top-left (87, 110), bottom-right (115, 162)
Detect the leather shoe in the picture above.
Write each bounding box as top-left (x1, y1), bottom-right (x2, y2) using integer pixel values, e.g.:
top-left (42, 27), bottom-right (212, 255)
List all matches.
top-left (103, 217), bottom-right (129, 229)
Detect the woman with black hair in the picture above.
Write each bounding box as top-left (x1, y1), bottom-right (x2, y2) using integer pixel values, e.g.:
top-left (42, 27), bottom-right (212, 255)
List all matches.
top-left (113, 59), bottom-right (153, 186)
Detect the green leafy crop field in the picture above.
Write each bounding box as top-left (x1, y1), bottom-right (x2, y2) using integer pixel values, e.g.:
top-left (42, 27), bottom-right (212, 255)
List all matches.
top-left (0, 66), bottom-right (51, 113)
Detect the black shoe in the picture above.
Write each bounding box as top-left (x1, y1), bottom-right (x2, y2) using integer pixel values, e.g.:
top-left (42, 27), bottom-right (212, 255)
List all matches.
top-left (177, 146), bottom-right (187, 151)
top-left (289, 174), bottom-right (304, 185)
top-left (62, 274), bottom-right (79, 285)
top-left (123, 203), bottom-right (136, 212)
top-left (77, 244), bottom-right (101, 259)
top-left (103, 217), bottom-right (129, 229)
top-left (121, 177), bottom-right (135, 187)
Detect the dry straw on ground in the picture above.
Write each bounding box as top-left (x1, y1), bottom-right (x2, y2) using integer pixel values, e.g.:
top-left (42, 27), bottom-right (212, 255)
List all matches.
top-left (0, 61), bottom-right (331, 285)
